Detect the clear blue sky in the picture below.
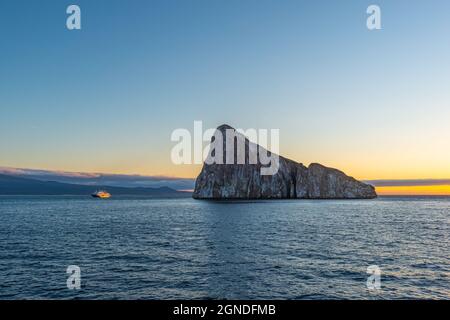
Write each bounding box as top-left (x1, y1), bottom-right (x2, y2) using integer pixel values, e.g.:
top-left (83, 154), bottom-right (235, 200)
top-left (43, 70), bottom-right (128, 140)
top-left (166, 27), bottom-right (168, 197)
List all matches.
top-left (1, 0), bottom-right (450, 180)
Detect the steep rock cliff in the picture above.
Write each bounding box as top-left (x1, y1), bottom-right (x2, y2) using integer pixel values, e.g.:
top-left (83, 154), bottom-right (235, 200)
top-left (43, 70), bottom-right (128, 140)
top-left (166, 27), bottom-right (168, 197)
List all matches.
top-left (193, 125), bottom-right (376, 199)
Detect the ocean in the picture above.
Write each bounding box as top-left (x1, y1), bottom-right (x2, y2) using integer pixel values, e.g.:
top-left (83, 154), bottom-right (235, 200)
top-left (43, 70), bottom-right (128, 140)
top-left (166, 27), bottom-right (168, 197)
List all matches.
top-left (0, 196), bottom-right (448, 299)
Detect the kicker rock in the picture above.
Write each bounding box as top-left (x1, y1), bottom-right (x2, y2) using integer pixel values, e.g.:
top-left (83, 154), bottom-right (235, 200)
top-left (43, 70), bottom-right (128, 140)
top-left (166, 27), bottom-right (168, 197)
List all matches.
top-left (193, 125), bottom-right (377, 200)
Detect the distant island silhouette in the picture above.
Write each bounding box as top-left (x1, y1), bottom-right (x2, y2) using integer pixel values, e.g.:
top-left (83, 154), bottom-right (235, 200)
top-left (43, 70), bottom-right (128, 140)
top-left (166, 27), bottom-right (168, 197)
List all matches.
top-left (0, 174), bottom-right (187, 197)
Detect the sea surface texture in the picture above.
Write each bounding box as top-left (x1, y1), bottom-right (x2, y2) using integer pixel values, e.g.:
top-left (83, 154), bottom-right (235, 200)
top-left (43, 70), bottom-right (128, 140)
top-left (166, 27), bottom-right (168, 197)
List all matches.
top-left (0, 196), bottom-right (449, 299)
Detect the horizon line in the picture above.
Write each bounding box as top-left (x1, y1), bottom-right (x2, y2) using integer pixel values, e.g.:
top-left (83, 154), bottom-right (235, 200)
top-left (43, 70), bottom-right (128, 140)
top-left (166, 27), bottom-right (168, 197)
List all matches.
top-left (2, 166), bottom-right (450, 188)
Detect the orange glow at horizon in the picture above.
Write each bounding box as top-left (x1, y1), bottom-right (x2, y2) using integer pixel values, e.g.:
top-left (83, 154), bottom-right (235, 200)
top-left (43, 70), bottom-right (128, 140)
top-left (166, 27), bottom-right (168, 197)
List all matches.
top-left (376, 185), bottom-right (450, 196)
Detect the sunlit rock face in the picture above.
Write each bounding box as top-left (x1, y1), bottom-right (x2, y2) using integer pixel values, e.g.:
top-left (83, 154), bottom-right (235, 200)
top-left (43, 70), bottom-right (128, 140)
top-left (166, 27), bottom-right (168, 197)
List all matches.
top-left (193, 125), bottom-right (377, 200)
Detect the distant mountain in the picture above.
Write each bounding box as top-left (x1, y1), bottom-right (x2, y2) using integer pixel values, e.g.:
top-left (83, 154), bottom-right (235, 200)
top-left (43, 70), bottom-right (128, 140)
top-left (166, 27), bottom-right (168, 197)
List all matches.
top-left (0, 174), bottom-right (189, 197)
top-left (0, 167), bottom-right (195, 190)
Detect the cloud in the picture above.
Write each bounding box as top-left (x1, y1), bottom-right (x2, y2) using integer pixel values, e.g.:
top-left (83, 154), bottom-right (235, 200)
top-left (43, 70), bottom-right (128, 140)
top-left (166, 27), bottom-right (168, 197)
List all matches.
top-left (0, 167), bottom-right (195, 191)
top-left (365, 179), bottom-right (450, 187)
top-left (0, 167), bottom-right (100, 178)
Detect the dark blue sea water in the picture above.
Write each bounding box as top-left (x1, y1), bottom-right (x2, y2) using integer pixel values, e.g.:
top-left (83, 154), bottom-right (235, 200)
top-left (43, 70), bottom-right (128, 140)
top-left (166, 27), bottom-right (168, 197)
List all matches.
top-left (0, 196), bottom-right (449, 299)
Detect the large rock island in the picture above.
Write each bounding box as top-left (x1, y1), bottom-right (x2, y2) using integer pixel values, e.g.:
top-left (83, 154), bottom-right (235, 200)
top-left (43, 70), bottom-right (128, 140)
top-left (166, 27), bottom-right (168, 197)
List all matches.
top-left (193, 125), bottom-right (377, 200)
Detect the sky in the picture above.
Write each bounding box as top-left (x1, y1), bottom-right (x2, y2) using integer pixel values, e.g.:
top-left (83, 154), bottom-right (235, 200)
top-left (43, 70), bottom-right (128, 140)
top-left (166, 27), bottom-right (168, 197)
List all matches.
top-left (1, 0), bottom-right (450, 194)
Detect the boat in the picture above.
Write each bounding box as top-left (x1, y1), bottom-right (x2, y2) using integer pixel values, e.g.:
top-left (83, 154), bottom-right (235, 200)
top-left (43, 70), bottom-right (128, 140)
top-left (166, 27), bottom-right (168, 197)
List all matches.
top-left (91, 190), bottom-right (111, 199)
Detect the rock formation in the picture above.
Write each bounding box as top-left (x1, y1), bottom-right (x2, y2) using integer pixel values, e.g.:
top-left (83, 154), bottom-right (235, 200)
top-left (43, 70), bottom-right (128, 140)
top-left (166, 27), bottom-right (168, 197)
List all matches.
top-left (193, 124), bottom-right (377, 200)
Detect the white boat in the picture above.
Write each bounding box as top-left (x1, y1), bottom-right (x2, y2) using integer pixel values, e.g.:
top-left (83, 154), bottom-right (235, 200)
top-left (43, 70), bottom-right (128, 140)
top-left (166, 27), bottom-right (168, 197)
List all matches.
top-left (91, 190), bottom-right (111, 199)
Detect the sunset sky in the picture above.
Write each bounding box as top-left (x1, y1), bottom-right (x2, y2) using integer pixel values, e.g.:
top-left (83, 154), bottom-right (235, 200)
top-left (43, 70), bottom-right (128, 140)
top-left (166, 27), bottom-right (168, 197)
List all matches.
top-left (1, 0), bottom-right (450, 195)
